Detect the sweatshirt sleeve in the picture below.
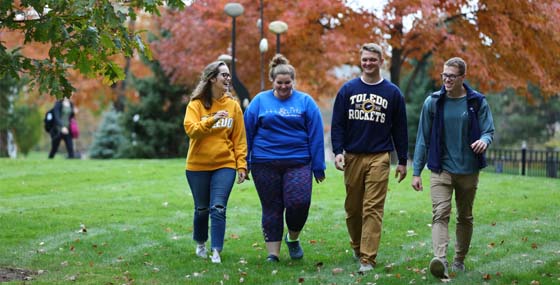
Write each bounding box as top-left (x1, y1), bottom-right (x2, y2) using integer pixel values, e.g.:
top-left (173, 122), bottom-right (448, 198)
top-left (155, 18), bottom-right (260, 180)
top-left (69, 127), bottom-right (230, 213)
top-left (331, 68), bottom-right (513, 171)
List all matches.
top-left (231, 102), bottom-right (248, 171)
top-left (243, 96), bottom-right (259, 171)
top-left (305, 96), bottom-right (326, 179)
top-left (183, 101), bottom-right (216, 139)
top-left (478, 99), bottom-right (495, 146)
top-left (412, 97), bottom-right (433, 176)
top-left (391, 90), bottom-right (409, 165)
top-left (330, 86), bottom-right (346, 155)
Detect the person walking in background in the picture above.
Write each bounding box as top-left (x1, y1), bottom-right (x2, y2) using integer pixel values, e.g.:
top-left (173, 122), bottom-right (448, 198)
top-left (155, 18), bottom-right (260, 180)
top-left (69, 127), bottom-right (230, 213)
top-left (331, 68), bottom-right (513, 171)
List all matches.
top-left (244, 54), bottom-right (326, 262)
top-left (48, 97), bottom-right (75, 159)
top-left (183, 60), bottom-right (248, 264)
top-left (411, 57), bottom-right (495, 279)
top-left (331, 43), bottom-right (408, 272)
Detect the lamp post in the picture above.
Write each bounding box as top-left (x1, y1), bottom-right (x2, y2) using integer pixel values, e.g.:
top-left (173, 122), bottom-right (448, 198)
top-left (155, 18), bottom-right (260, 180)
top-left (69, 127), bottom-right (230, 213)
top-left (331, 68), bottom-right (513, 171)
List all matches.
top-left (224, 3), bottom-right (250, 109)
top-left (268, 20), bottom-right (288, 54)
top-left (257, 0), bottom-right (268, 91)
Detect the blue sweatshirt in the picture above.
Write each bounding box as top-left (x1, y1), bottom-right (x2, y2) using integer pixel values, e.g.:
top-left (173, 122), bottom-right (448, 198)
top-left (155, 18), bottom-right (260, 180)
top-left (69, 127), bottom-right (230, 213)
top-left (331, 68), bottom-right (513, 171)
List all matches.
top-left (331, 77), bottom-right (408, 165)
top-left (244, 89), bottom-right (326, 180)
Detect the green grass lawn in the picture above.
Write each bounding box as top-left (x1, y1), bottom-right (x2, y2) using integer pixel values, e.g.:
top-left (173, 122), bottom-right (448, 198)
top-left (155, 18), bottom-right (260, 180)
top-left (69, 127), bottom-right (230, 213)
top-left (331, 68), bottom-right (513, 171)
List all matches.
top-left (1, 156), bottom-right (559, 284)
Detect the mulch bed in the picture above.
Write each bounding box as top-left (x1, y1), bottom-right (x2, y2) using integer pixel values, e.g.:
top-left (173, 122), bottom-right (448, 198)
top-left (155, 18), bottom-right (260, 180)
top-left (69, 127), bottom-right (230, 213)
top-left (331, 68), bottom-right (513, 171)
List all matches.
top-left (0, 267), bottom-right (35, 282)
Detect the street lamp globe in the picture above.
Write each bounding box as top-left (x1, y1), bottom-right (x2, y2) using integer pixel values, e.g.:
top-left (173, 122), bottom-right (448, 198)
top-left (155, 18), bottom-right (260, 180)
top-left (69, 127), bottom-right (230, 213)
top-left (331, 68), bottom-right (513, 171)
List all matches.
top-left (224, 3), bottom-right (244, 17)
top-left (269, 21), bottom-right (288, 34)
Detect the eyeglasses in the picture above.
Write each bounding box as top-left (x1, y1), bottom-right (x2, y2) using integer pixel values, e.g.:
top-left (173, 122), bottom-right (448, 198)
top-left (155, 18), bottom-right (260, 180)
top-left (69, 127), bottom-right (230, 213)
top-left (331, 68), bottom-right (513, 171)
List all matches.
top-left (219, 72), bottom-right (231, 79)
top-left (440, 73), bottom-right (463, 81)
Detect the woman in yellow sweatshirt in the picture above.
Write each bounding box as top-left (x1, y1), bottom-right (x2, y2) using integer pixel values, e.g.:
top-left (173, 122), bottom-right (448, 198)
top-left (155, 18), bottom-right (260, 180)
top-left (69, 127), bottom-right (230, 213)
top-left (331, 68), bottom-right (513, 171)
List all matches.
top-left (183, 60), bottom-right (248, 264)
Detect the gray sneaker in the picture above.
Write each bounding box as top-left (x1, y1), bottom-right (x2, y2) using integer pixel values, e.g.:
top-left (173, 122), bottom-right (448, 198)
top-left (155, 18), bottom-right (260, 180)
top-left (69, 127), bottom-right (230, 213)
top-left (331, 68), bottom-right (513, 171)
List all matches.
top-left (452, 260), bottom-right (465, 272)
top-left (429, 257), bottom-right (449, 279)
top-left (358, 262), bottom-right (373, 272)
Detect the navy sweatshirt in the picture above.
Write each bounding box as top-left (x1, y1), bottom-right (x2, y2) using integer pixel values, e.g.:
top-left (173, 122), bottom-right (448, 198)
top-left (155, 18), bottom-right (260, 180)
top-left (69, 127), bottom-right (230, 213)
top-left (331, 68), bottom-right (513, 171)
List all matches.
top-left (331, 77), bottom-right (408, 165)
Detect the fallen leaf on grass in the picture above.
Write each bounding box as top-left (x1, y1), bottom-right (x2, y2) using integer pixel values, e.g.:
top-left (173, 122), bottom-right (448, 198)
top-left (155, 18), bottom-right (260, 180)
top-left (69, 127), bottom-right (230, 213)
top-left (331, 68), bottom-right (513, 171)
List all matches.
top-left (230, 234), bottom-right (240, 239)
top-left (61, 261), bottom-right (68, 267)
top-left (239, 277), bottom-right (244, 283)
top-left (406, 230), bottom-right (417, 237)
top-left (298, 277), bottom-right (305, 283)
top-left (482, 273), bottom-right (491, 280)
top-left (238, 258), bottom-right (247, 264)
top-left (531, 243), bottom-right (538, 249)
top-left (77, 224), bottom-right (87, 233)
top-left (309, 239), bottom-right (317, 244)
top-left (332, 268), bottom-right (344, 275)
top-left (223, 274), bottom-right (230, 280)
top-left (384, 263), bottom-right (394, 272)
top-left (530, 281), bottom-right (540, 285)
top-left (271, 270), bottom-right (278, 275)
top-left (488, 242), bottom-right (495, 248)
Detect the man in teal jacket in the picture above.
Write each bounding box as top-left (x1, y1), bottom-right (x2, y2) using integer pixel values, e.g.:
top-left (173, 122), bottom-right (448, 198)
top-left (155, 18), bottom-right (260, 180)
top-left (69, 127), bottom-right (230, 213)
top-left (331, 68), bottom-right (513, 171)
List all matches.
top-left (411, 57), bottom-right (495, 279)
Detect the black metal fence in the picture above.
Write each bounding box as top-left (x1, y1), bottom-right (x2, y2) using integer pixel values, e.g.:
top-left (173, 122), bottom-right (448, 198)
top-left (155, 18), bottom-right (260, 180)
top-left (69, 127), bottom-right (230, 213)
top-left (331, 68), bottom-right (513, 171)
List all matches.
top-left (485, 148), bottom-right (560, 178)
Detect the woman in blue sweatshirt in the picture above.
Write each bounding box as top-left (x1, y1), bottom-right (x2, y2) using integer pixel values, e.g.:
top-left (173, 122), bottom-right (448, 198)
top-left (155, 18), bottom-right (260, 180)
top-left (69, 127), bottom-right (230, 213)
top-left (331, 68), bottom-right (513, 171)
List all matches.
top-left (244, 54), bottom-right (326, 262)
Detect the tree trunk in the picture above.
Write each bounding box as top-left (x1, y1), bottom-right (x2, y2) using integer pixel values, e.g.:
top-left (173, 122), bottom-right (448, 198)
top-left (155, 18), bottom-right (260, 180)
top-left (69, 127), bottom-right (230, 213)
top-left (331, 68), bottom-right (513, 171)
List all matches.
top-left (0, 130), bottom-right (8, 157)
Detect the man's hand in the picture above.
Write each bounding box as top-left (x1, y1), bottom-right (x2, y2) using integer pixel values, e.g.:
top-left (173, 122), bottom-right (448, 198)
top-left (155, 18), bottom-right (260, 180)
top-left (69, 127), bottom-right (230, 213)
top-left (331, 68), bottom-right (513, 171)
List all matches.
top-left (471, 140), bottom-right (488, 154)
top-left (394, 165), bottom-right (407, 183)
top-left (334, 154), bottom-right (345, 171)
top-left (411, 176), bottom-right (423, 191)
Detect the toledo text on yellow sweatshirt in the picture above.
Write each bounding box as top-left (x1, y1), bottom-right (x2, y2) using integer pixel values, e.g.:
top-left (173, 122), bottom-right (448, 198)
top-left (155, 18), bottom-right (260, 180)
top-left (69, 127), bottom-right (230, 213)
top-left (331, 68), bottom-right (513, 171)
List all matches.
top-left (183, 96), bottom-right (247, 172)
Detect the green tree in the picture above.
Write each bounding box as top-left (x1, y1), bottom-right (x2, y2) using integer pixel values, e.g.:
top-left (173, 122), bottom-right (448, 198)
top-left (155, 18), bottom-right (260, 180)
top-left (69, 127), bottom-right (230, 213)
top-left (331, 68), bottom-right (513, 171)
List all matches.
top-left (118, 59), bottom-right (188, 158)
top-left (12, 104), bottom-right (42, 156)
top-left (88, 107), bottom-right (124, 159)
top-left (487, 87), bottom-right (560, 148)
top-left (0, 73), bottom-right (27, 157)
top-left (0, 0), bottom-right (185, 99)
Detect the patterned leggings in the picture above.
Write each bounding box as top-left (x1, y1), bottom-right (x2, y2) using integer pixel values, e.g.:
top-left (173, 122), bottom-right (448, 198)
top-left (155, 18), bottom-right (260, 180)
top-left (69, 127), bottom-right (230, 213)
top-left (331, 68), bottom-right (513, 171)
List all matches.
top-left (251, 161), bottom-right (312, 242)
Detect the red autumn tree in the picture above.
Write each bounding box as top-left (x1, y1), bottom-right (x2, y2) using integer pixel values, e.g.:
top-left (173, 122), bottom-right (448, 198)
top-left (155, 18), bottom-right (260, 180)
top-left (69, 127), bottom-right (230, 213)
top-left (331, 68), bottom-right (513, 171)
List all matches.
top-left (152, 0), bottom-right (368, 106)
top-left (359, 0), bottom-right (560, 100)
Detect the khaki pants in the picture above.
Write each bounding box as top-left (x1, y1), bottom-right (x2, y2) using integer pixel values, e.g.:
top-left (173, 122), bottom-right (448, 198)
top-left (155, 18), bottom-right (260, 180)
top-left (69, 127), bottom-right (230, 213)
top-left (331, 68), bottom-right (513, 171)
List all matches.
top-left (343, 152), bottom-right (390, 265)
top-left (430, 171), bottom-right (479, 262)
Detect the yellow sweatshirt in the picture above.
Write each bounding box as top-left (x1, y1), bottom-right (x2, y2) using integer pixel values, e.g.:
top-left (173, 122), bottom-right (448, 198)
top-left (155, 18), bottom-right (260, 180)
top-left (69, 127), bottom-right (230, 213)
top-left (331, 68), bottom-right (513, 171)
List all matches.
top-left (184, 95), bottom-right (247, 171)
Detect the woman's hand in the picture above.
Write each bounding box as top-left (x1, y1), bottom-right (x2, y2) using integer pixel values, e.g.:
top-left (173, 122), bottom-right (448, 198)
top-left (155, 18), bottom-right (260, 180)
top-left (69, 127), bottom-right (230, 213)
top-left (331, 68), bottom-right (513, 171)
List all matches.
top-left (213, 110), bottom-right (229, 122)
top-left (237, 169), bottom-right (248, 184)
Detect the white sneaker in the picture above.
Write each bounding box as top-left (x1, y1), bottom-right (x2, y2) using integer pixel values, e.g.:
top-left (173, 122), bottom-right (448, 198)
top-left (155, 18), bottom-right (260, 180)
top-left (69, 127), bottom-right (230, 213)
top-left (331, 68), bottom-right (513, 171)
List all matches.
top-left (211, 249), bottom-right (221, 264)
top-left (195, 244), bottom-right (207, 259)
top-left (358, 262), bottom-right (373, 272)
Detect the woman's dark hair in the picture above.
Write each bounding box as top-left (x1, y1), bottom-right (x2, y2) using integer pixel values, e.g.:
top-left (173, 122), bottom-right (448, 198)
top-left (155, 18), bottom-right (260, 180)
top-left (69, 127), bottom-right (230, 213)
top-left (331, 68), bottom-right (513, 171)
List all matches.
top-left (191, 61), bottom-right (227, 109)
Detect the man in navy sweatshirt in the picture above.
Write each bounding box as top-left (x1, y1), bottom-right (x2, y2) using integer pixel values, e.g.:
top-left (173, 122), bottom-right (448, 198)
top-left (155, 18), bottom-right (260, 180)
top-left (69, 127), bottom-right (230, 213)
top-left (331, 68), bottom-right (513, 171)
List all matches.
top-left (331, 43), bottom-right (408, 272)
top-left (412, 57), bottom-right (495, 279)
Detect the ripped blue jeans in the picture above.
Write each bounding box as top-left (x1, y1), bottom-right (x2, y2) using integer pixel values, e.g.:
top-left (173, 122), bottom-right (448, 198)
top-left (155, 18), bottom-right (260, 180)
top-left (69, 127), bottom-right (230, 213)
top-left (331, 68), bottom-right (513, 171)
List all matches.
top-left (186, 168), bottom-right (236, 251)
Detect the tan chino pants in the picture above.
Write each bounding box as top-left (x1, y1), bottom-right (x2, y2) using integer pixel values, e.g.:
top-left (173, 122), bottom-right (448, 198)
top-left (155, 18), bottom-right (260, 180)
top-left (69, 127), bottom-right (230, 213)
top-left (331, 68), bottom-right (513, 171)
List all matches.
top-left (343, 152), bottom-right (390, 265)
top-left (430, 170), bottom-right (479, 262)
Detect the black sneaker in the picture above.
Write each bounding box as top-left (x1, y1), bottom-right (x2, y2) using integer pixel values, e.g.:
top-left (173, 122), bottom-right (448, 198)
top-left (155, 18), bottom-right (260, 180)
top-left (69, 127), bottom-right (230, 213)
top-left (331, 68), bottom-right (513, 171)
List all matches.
top-left (266, 254), bottom-right (279, 262)
top-left (284, 234), bottom-right (304, 260)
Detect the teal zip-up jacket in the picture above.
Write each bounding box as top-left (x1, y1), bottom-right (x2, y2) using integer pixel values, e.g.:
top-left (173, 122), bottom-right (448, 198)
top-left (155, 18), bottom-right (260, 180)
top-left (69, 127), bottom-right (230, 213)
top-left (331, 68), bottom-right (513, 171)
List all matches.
top-left (413, 83), bottom-right (495, 176)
